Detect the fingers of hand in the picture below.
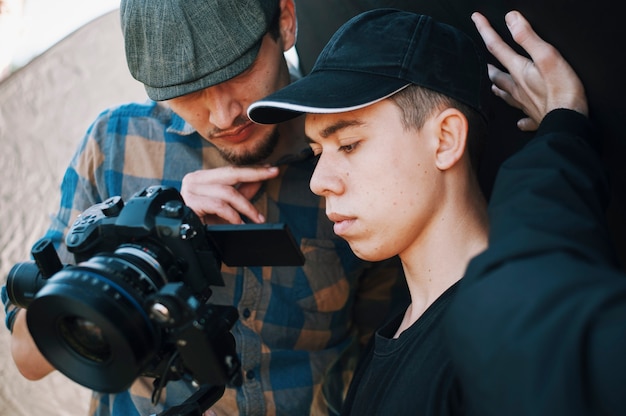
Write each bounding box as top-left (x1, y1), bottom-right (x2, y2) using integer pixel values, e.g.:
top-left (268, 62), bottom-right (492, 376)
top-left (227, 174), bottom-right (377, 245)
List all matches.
top-left (185, 166), bottom-right (279, 187)
top-left (504, 11), bottom-right (569, 89)
top-left (491, 84), bottom-right (523, 111)
top-left (504, 10), bottom-right (588, 116)
top-left (474, 10), bottom-right (544, 117)
top-left (182, 186), bottom-right (251, 224)
top-left (504, 11), bottom-right (556, 69)
top-left (180, 166), bottom-right (277, 224)
top-left (488, 64), bottom-right (515, 97)
top-left (472, 12), bottom-right (526, 76)
top-left (486, 64), bottom-right (527, 112)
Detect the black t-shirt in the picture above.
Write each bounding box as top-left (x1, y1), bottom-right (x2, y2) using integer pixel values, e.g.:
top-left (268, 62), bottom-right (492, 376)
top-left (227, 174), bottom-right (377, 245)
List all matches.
top-left (342, 282), bottom-right (465, 415)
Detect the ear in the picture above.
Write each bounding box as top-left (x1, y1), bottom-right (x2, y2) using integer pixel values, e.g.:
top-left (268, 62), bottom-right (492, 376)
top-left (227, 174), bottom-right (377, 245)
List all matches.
top-left (434, 108), bottom-right (469, 171)
top-left (279, 0), bottom-right (297, 51)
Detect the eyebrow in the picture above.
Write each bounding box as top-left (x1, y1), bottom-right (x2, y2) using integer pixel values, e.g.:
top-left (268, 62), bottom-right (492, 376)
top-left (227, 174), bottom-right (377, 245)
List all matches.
top-left (307, 118), bottom-right (366, 143)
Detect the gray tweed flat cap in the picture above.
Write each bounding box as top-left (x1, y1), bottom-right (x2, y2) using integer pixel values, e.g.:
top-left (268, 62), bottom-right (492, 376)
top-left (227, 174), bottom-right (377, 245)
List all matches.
top-left (121, 0), bottom-right (279, 101)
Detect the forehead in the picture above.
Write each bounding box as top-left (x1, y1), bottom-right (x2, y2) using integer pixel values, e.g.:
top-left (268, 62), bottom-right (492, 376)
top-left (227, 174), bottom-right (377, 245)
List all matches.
top-left (304, 99), bottom-right (400, 139)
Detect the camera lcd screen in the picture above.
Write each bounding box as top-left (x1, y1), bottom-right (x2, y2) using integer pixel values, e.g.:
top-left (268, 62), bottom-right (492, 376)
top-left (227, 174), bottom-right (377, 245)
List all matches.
top-left (205, 223), bottom-right (305, 267)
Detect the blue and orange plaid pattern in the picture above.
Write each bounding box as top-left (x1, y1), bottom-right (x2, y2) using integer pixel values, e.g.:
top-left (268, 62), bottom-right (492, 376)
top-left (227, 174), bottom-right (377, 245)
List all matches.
top-left (4, 100), bottom-right (406, 416)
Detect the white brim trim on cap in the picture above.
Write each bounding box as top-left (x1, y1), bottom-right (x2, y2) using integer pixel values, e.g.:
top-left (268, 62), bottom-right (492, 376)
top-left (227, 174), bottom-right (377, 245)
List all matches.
top-left (248, 84), bottom-right (410, 125)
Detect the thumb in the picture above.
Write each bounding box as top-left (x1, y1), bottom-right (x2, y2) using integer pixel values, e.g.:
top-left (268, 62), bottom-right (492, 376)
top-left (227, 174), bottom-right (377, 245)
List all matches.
top-left (517, 117), bottom-right (539, 132)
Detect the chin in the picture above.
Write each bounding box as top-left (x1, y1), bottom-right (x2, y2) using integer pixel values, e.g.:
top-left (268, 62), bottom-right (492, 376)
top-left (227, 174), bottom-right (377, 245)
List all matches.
top-left (349, 243), bottom-right (389, 262)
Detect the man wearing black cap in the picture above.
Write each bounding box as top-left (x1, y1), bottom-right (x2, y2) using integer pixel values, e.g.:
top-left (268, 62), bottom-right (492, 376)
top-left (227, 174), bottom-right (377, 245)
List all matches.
top-left (2, 1), bottom-right (406, 415)
top-left (249, 8), bottom-right (594, 415)
top-left (249, 8), bottom-right (491, 414)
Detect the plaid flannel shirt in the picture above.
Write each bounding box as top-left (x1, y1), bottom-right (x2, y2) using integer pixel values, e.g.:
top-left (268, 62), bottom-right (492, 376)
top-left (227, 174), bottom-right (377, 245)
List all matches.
top-left (6, 100), bottom-right (405, 416)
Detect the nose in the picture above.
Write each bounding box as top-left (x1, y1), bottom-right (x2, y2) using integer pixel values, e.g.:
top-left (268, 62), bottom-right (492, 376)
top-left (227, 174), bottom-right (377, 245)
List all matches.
top-left (309, 154), bottom-right (344, 197)
top-left (204, 83), bottom-right (244, 129)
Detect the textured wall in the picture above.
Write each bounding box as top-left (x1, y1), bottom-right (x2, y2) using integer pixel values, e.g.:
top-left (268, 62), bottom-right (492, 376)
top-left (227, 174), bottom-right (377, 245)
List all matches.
top-left (0, 9), bottom-right (145, 416)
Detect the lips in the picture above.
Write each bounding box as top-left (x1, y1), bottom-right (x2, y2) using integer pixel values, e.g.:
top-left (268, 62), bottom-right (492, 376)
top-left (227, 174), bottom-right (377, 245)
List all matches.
top-left (211, 121), bottom-right (255, 144)
top-left (327, 212), bottom-right (356, 236)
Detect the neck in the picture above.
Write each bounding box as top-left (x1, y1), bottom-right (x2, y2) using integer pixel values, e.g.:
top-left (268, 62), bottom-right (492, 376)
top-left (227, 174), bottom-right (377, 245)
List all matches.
top-left (396, 176), bottom-right (488, 336)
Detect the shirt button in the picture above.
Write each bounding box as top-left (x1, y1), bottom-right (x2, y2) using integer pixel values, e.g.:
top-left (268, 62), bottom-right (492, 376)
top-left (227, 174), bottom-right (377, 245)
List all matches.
top-left (242, 308), bottom-right (251, 319)
top-left (246, 370), bottom-right (255, 380)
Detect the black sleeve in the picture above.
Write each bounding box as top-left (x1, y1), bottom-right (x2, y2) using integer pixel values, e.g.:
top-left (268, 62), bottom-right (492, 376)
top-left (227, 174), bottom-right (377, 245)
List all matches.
top-left (444, 109), bottom-right (626, 415)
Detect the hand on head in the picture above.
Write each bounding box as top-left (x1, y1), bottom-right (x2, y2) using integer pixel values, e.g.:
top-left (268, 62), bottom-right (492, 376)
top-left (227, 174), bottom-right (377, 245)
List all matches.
top-left (472, 11), bottom-right (588, 131)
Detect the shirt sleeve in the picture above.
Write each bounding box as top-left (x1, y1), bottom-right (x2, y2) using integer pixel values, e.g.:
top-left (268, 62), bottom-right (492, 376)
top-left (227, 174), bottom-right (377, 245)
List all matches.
top-left (43, 113), bottom-right (111, 263)
top-left (1, 286), bottom-right (18, 332)
top-left (445, 109), bottom-right (626, 415)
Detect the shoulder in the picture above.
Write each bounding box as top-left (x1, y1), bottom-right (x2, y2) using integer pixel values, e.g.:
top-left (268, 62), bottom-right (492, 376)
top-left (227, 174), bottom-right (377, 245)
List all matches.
top-left (87, 100), bottom-right (185, 133)
top-left (83, 100), bottom-right (193, 144)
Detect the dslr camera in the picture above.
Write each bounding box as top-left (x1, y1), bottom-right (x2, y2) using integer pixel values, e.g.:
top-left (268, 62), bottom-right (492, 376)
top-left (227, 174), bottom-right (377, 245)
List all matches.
top-left (6, 185), bottom-right (303, 415)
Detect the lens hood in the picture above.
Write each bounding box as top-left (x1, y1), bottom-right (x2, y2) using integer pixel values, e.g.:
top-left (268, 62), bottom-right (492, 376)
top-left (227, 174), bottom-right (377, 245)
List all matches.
top-left (27, 266), bottom-right (161, 393)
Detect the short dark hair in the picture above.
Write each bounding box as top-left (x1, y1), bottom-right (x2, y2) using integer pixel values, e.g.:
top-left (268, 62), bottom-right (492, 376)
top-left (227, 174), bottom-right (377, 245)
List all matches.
top-left (390, 84), bottom-right (487, 173)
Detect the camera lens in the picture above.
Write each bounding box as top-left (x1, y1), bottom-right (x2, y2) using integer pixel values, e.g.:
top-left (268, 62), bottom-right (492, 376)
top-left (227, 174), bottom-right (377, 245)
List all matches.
top-left (25, 243), bottom-right (174, 393)
top-left (58, 316), bottom-right (110, 363)
top-left (8, 186), bottom-right (246, 405)
top-left (6, 261), bottom-right (47, 309)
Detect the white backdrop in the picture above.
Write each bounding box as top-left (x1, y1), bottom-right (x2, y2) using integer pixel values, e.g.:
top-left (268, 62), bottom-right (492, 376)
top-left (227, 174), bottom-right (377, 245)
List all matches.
top-left (0, 10), bottom-right (146, 415)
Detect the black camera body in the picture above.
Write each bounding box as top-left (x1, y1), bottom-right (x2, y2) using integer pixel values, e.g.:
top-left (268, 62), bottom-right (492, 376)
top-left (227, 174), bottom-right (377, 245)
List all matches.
top-left (6, 185), bottom-right (304, 413)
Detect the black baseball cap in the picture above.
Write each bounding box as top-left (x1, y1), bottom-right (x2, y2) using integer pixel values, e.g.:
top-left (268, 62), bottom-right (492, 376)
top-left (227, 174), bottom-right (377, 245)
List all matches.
top-left (248, 8), bottom-right (490, 124)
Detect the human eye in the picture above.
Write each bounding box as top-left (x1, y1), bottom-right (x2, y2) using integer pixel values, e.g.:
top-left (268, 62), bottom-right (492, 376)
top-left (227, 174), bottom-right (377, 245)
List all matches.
top-left (338, 141), bottom-right (359, 153)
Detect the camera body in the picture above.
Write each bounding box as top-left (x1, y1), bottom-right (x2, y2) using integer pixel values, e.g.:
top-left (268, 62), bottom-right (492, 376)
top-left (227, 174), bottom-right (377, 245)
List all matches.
top-left (6, 185), bottom-right (303, 404)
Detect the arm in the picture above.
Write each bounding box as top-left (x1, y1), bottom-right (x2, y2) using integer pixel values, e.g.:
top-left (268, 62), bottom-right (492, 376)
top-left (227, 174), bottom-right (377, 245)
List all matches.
top-left (448, 109), bottom-right (626, 415)
top-left (445, 11), bottom-right (626, 415)
top-left (10, 309), bottom-right (55, 379)
top-left (2, 287), bottom-right (54, 379)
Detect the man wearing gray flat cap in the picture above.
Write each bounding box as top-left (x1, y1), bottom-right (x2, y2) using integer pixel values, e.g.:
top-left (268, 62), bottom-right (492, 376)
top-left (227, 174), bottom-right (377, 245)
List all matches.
top-left (1, 1), bottom-right (406, 415)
